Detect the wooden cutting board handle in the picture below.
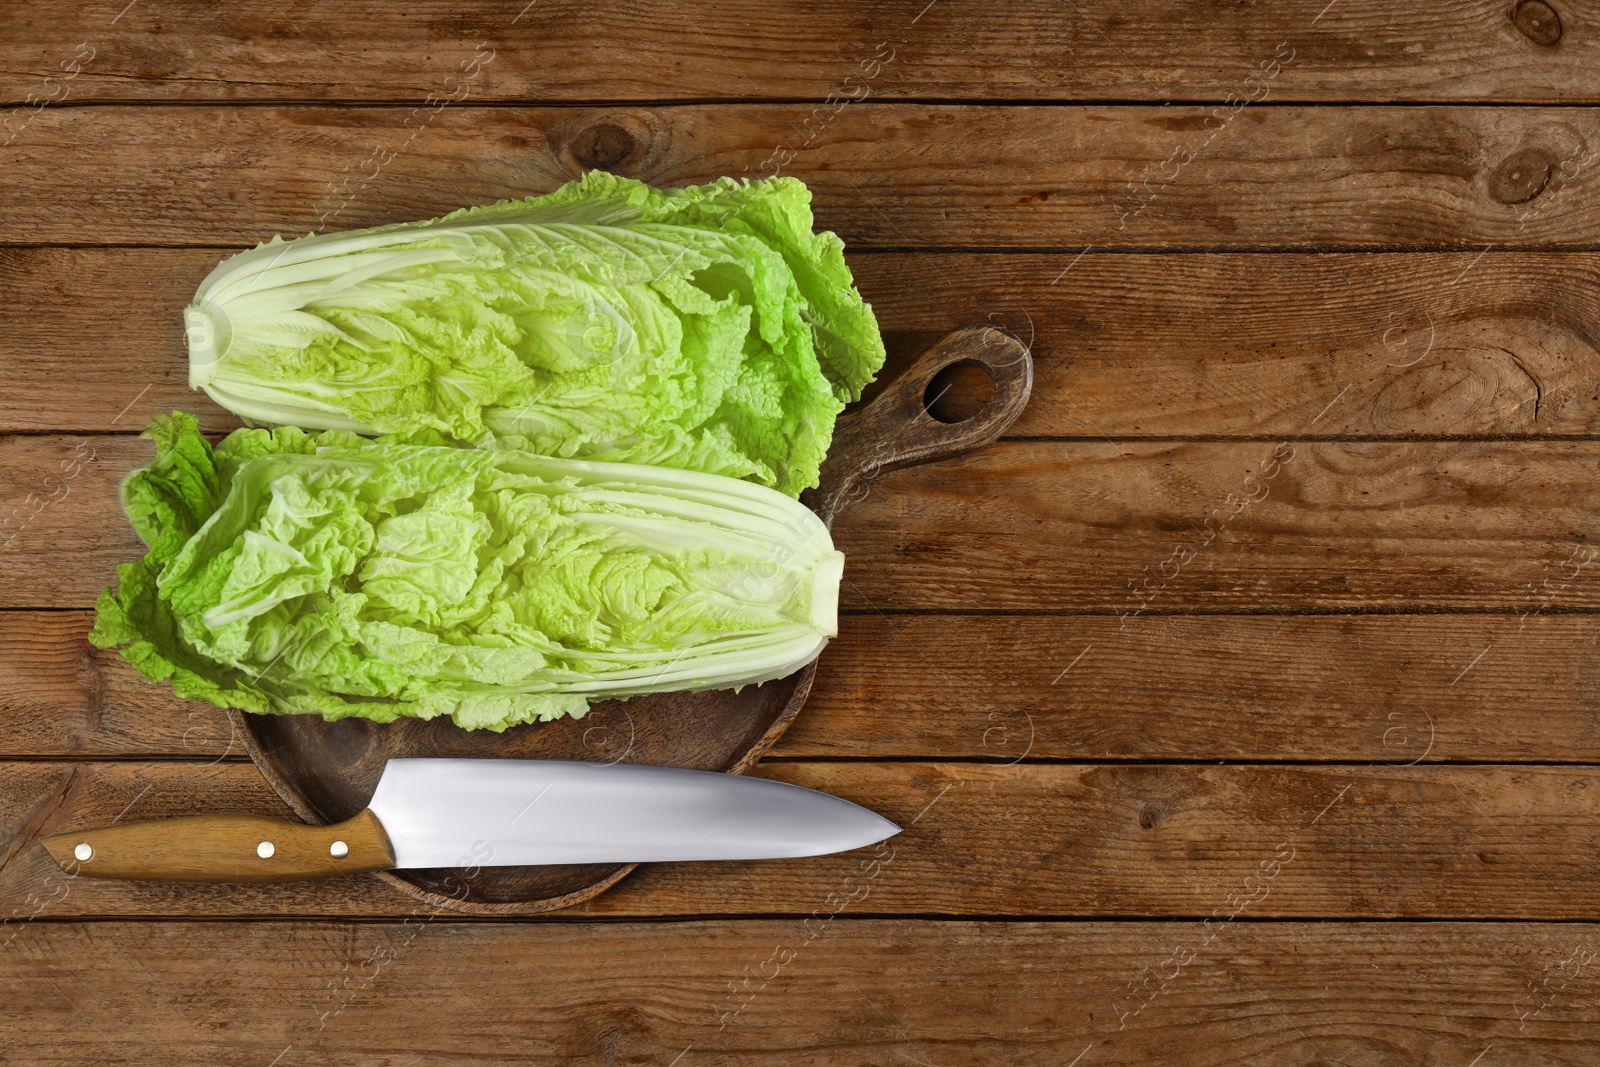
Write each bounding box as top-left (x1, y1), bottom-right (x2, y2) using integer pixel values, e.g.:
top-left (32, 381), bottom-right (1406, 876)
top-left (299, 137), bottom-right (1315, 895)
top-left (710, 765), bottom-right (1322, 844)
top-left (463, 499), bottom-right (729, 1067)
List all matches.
top-left (40, 810), bottom-right (396, 883)
top-left (802, 325), bottom-right (1033, 526)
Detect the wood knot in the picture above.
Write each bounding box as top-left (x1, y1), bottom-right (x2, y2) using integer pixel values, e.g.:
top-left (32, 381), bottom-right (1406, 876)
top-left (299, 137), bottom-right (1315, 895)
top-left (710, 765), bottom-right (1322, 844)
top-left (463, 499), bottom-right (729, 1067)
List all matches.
top-left (1138, 802), bottom-right (1165, 830)
top-left (1512, 0), bottom-right (1562, 45)
top-left (1488, 147), bottom-right (1556, 204)
top-left (570, 123), bottom-right (637, 171)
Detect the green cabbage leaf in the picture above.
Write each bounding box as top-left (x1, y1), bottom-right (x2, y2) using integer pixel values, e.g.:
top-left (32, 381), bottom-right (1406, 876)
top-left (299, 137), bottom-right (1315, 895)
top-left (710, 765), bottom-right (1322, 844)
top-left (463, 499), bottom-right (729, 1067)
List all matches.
top-left (90, 413), bottom-right (845, 732)
top-left (184, 171), bottom-right (885, 497)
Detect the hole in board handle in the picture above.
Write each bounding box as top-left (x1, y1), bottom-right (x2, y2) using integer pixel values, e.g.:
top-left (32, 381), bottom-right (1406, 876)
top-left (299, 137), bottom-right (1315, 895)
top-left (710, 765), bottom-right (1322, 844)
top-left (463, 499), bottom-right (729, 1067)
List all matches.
top-left (923, 360), bottom-right (997, 424)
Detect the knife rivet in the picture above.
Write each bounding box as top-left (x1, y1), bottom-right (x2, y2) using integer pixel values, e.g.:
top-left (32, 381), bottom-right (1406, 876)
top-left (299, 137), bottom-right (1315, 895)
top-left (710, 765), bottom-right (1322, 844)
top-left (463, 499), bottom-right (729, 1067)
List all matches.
top-left (329, 840), bottom-right (349, 859)
top-left (257, 841), bottom-right (275, 859)
top-left (73, 842), bottom-right (92, 862)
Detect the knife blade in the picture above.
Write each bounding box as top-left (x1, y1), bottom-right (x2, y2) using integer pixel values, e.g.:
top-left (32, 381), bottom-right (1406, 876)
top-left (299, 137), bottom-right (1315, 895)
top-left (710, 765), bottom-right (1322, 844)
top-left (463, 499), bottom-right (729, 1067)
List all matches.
top-left (40, 759), bottom-right (900, 883)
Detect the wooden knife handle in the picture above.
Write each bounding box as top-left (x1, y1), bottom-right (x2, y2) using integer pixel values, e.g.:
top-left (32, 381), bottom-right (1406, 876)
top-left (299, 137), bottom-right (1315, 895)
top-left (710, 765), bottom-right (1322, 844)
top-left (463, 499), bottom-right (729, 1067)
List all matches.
top-left (41, 810), bottom-right (396, 883)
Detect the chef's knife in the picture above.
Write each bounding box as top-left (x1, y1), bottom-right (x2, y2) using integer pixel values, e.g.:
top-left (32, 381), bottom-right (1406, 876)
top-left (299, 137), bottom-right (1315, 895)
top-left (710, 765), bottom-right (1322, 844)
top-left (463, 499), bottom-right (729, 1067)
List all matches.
top-left (40, 759), bottom-right (899, 883)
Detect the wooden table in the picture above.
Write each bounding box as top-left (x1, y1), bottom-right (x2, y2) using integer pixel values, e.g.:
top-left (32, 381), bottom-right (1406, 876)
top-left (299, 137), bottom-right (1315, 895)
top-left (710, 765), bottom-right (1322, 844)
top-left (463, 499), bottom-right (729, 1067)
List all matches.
top-left (4, 2), bottom-right (1599, 1062)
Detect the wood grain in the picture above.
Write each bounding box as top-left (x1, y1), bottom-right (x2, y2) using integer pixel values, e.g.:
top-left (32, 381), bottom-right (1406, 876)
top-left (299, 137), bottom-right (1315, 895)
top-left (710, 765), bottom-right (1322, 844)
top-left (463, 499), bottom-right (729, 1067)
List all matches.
top-left (854, 251), bottom-right (1600, 439)
top-left (797, 611), bottom-right (1600, 761)
top-left (12, 433), bottom-right (1597, 613)
top-left (6, 761), bottom-right (1600, 919)
top-left (0, 248), bottom-right (209, 434)
top-left (0, 611), bottom-right (202, 757)
top-left (6, 919), bottom-right (1599, 1065)
top-left (3, 106), bottom-right (1599, 248)
top-left (836, 438), bottom-right (1600, 614)
top-left (10, 611), bottom-right (1599, 763)
top-left (8, 247), bottom-right (1600, 438)
top-left (2, 0), bottom-right (1596, 105)
top-left (0, 436), bottom-right (143, 609)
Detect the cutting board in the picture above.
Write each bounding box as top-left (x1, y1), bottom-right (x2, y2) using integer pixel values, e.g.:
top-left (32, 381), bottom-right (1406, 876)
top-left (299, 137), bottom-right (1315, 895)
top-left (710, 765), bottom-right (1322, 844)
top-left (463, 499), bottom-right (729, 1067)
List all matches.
top-left (231, 325), bottom-right (1033, 913)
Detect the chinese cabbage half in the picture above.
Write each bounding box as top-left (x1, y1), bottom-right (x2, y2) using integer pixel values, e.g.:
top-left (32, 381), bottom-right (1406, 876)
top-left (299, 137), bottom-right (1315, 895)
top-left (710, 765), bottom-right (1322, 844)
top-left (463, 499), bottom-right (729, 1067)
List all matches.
top-left (89, 413), bottom-right (844, 732)
top-left (184, 170), bottom-right (886, 497)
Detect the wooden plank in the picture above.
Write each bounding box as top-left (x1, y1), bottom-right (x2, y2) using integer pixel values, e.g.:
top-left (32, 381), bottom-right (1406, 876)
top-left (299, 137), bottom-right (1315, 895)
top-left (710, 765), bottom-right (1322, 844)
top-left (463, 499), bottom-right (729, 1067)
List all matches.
top-left (837, 438), bottom-right (1600, 614)
top-left (857, 250), bottom-right (1600, 439)
top-left (3, 105), bottom-right (1599, 247)
top-left (0, 435), bottom-right (143, 610)
top-left (4, 920), bottom-right (1597, 1065)
top-left (4, 761), bottom-right (1600, 919)
top-left (2, 0), bottom-right (1595, 105)
top-left (0, 612), bottom-right (203, 759)
top-left (799, 612), bottom-right (1600, 761)
top-left (10, 432), bottom-right (1597, 613)
top-left (8, 248), bottom-right (1600, 438)
top-left (9, 611), bottom-right (1599, 764)
top-left (0, 248), bottom-right (218, 435)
